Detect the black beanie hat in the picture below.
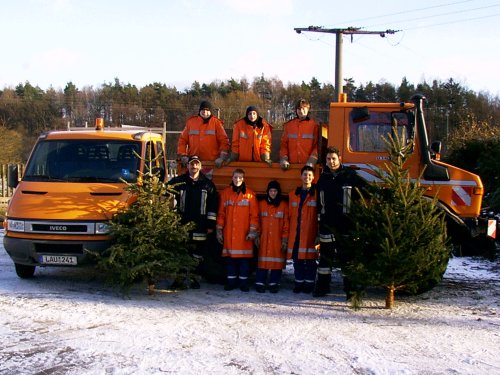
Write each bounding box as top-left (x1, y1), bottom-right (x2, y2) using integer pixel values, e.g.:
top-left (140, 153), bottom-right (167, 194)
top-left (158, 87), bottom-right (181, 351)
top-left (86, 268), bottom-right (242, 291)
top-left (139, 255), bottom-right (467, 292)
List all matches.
top-left (266, 180), bottom-right (282, 206)
top-left (199, 101), bottom-right (213, 112)
top-left (246, 105), bottom-right (259, 117)
top-left (267, 180), bottom-right (281, 194)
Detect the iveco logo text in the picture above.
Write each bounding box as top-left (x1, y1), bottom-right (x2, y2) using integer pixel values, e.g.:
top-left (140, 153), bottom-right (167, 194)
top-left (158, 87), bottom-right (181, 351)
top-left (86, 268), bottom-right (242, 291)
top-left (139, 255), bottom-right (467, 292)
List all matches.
top-left (50, 225), bottom-right (67, 231)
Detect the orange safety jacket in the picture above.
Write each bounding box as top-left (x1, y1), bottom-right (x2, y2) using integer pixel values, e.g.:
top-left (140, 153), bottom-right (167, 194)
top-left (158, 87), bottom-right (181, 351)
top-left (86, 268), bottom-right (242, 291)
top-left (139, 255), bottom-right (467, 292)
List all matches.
top-left (287, 185), bottom-right (318, 260)
top-left (177, 115), bottom-right (229, 161)
top-left (231, 118), bottom-right (272, 161)
top-left (257, 199), bottom-right (289, 270)
top-left (216, 185), bottom-right (259, 258)
top-left (279, 117), bottom-right (319, 164)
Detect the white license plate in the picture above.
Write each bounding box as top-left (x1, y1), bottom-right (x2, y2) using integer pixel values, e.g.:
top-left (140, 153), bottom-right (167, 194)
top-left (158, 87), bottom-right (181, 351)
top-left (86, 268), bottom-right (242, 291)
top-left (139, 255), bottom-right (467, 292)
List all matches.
top-left (40, 255), bottom-right (78, 265)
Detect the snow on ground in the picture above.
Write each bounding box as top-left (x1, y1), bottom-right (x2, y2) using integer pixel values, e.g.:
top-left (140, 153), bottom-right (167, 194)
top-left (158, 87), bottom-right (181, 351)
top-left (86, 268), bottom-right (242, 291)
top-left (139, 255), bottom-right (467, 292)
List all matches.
top-left (0, 229), bottom-right (499, 375)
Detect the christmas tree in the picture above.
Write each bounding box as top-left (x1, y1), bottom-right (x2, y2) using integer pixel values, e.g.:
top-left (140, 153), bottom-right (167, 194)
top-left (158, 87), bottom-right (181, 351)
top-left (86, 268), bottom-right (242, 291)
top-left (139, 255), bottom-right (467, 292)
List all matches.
top-left (342, 131), bottom-right (450, 309)
top-left (96, 156), bottom-right (195, 295)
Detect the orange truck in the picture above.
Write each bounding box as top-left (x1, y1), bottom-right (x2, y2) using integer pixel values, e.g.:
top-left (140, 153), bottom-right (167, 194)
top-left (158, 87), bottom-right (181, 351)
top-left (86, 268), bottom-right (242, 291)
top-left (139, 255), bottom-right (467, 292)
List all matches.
top-left (203, 94), bottom-right (495, 252)
top-left (3, 122), bottom-right (167, 278)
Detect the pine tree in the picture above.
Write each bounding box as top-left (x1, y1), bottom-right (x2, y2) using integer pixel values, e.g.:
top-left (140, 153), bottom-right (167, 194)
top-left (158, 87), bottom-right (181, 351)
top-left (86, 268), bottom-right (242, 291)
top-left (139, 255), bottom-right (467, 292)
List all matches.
top-left (342, 131), bottom-right (450, 309)
top-left (95, 160), bottom-right (195, 295)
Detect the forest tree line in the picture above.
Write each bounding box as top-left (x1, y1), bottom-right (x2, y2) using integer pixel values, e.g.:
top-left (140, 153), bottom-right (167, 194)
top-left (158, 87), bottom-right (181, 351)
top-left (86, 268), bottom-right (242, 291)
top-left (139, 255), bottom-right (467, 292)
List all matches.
top-left (1, 75), bottom-right (499, 210)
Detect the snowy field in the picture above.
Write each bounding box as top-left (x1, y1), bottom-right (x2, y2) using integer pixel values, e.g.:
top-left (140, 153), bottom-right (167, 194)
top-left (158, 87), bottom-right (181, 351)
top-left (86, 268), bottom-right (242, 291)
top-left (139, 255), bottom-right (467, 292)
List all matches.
top-left (0, 229), bottom-right (499, 375)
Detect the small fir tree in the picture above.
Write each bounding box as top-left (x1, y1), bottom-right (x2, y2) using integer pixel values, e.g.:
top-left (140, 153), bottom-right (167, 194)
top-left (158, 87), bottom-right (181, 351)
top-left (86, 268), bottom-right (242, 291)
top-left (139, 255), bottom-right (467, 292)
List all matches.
top-left (96, 155), bottom-right (196, 295)
top-left (342, 131), bottom-right (450, 309)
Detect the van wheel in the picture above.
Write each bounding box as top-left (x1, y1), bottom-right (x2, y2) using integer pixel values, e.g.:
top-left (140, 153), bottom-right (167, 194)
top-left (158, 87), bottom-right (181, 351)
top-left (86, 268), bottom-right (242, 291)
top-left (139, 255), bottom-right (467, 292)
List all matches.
top-left (15, 263), bottom-right (36, 279)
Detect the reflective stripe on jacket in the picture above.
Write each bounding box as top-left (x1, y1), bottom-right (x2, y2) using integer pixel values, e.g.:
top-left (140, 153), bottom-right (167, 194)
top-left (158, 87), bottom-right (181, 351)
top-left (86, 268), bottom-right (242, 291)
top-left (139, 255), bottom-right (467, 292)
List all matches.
top-left (279, 117), bottom-right (319, 163)
top-left (287, 186), bottom-right (318, 260)
top-left (231, 118), bottom-right (272, 162)
top-left (177, 115), bottom-right (229, 161)
top-left (257, 200), bottom-right (289, 270)
top-left (217, 186), bottom-right (259, 258)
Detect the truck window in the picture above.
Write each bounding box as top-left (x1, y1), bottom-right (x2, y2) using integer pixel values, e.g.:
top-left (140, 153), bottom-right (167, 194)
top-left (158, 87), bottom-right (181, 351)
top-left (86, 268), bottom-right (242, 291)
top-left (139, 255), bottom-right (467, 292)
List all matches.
top-left (24, 140), bottom-right (141, 183)
top-left (349, 111), bottom-right (414, 153)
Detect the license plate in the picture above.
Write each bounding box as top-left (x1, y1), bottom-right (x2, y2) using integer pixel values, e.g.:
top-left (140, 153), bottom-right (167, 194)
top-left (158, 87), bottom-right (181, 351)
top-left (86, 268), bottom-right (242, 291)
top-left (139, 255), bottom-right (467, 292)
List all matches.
top-left (40, 255), bottom-right (78, 265)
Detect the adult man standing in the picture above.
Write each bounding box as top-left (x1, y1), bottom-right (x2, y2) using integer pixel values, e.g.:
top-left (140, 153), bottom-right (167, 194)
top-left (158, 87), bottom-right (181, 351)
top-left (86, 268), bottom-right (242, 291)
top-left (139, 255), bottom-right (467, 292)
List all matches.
top-left (177, 101), bottom-right (229, 168)
top-left (314, 146), bottom-right (367, 298)
top-left (279, 99), bottom-right (319, 170)
top-left (168, 155), bottom-right (218, 289)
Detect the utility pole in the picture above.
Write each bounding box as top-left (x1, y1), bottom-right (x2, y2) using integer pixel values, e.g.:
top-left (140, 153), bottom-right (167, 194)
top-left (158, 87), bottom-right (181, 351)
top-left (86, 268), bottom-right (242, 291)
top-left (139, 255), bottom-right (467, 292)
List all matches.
top-left (294, 26), bottom-right (399, 102)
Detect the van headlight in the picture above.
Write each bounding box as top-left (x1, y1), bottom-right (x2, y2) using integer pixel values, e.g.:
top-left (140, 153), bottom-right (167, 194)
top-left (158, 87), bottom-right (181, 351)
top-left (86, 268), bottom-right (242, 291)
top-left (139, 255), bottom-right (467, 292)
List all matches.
top-left (96, 222), bottom-right (111, 234)
top-left (7, 219), bottom-right (25, 232)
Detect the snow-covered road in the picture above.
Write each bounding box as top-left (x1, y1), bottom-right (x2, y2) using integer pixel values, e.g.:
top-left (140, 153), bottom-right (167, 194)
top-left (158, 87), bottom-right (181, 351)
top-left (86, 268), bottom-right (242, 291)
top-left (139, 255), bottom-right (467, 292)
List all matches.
top-left (0, 230), bottom-right (499, 375)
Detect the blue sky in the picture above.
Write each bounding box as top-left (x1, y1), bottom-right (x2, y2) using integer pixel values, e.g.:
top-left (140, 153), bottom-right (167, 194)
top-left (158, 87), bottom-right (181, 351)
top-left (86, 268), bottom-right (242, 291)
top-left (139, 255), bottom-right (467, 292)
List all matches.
top-left (2, 0), bottom-right (499, 96)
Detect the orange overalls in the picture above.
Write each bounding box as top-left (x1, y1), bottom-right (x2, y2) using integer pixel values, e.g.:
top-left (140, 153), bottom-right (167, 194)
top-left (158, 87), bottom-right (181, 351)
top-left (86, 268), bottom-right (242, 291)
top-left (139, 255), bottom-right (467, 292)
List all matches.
top-left (231, 118), bottom-right (272, 161)
top-left (287, 186), bottom-right (318, 260)
top-left (279, 117), bottom-right (319, 164)
top-left (257, 199), bottom-right (289, 270)
top-left (216, 186), bottom-right (259, 258)
top-left (177, 115), bottom-right (229, 161)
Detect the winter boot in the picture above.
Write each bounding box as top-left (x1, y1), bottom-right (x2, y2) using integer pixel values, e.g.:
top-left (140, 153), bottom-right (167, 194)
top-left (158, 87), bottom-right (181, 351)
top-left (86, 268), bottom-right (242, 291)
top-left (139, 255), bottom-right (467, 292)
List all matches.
top-left (293, 281), bottom-right (303, 293)
top-left (313, 273), bottom-right (331, 297)
top-left (255, 284), bottom-right (266, 293)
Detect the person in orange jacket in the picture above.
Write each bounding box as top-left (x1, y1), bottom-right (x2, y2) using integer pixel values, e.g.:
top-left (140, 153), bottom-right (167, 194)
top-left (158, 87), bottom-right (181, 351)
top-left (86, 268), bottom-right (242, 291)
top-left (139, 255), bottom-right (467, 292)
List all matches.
top-left (287, 165), bottom-right (319, 294)
top-left (226, 106), bottom-right (273, 166)
top-left (177, 100), bottom-right (229, 168)
top-left (279, 99), bottom-right (319, 170)
top-left (255, 180), bottom-right (289, 293)
top-left (216, 168), bottom-right (259, 292)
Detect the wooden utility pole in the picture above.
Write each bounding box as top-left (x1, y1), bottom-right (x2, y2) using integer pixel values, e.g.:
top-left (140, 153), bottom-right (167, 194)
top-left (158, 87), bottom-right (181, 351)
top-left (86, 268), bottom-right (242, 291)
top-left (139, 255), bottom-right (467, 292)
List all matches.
top-left (294, 26), bottom-right (399, 102)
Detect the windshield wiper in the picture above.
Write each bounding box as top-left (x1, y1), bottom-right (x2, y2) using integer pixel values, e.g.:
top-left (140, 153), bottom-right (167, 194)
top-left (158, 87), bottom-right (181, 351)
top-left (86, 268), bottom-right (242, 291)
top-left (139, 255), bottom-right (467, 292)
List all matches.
top-left (24, 175), bottom-right (66, 182)
top-left (66, 176), bottom-right (118, 182)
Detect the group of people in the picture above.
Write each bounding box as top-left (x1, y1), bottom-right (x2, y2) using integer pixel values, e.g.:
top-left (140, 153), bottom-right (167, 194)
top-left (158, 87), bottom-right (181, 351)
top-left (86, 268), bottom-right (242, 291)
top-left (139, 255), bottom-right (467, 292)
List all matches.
top-left (177, 99), bottom-right (318, 169)
top-left (169, 99), bottom-right (366, 299)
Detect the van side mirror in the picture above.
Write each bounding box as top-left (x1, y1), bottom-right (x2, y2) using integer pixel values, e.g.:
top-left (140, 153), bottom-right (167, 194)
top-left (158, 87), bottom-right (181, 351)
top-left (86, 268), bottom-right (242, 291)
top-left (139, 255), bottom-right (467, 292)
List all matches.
top-left (7, 164), bottom-right (19, 189)
top-left (430, 141), bottom-right (442, 160)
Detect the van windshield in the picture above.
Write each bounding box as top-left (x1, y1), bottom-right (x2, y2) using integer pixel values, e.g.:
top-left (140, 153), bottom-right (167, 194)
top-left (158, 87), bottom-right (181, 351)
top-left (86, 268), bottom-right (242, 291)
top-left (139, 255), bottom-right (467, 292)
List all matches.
top-left (23, 140), bottom-right (141, 183)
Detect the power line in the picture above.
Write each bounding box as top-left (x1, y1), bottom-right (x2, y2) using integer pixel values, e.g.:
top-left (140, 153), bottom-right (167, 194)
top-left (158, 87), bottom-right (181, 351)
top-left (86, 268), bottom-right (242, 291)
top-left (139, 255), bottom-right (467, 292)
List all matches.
top-left (401, 12), bottom-right (500, 31)
top-left (366, 4), bottom-right (500, 29)
top-left (293, 27), bottom-right (399, 101)
top-left (327, 0), bottom-right (474, 28)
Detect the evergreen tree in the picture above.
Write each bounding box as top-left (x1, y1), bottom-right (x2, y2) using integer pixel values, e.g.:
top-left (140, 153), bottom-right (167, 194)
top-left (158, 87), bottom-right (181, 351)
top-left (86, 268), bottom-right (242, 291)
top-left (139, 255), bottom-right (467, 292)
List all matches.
top-left (96, 165), bottom-right (196, 295)
top-left (342, 131), bottom-right (450, 309)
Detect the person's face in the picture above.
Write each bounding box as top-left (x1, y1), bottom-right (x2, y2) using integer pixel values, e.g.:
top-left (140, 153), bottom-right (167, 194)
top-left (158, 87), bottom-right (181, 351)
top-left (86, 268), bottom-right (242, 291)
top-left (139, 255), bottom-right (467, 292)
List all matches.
top-left (301, 170), bottom-right (314, 187)
top-left (232, 172), bottom-right (244, 187)
top-left (188, 160), bottom-right (201, 177)
top-left (199, 109), bottom-right (211, 119)
top-left (247, 111), bottom-right (258, 122)
top-left (326, 152), bottom-right (341, 171)
top-left (297, 106), bottom-right (309, 120)
top-left (268, 188), bottom-right (278, 199)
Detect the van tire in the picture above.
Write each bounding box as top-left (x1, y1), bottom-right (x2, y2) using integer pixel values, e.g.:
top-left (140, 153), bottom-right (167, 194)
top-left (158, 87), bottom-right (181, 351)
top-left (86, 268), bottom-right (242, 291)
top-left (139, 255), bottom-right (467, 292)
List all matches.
top-left (15, 263), bottom-right (36, 279)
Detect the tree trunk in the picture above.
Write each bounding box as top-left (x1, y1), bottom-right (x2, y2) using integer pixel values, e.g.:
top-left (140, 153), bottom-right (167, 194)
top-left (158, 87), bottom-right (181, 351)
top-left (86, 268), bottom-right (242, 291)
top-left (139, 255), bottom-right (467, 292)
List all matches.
top-left (147, 280), bottom-right (155, 295)
top-left (385, 285), bottom-right (395, 309)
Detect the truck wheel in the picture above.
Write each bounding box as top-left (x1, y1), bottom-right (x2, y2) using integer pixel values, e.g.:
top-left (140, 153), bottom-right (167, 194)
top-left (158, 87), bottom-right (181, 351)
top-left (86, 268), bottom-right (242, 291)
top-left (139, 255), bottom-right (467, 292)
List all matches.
top-left (14, 263), bottom-right (36, 279)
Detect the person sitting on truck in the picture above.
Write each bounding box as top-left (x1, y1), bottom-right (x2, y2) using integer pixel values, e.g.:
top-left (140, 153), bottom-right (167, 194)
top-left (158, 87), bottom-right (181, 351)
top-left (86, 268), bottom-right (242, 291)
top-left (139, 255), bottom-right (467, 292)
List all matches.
top-left (216, 168), bottom-right (259, 292)
top-left (279, 99), bottom-right (319, 171)
top-left (167, 155), bottom-right (218, 289)
top-left (287, 165), bottom-right (318, 294)
top-left (314, 146), bottom-right (368, 299)
top-left (254, 180), bottom-right (289, 293)
top-left (226, 106), bottom-right (273, 166)
top-left (177, 100), bottom-right (229, 168)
